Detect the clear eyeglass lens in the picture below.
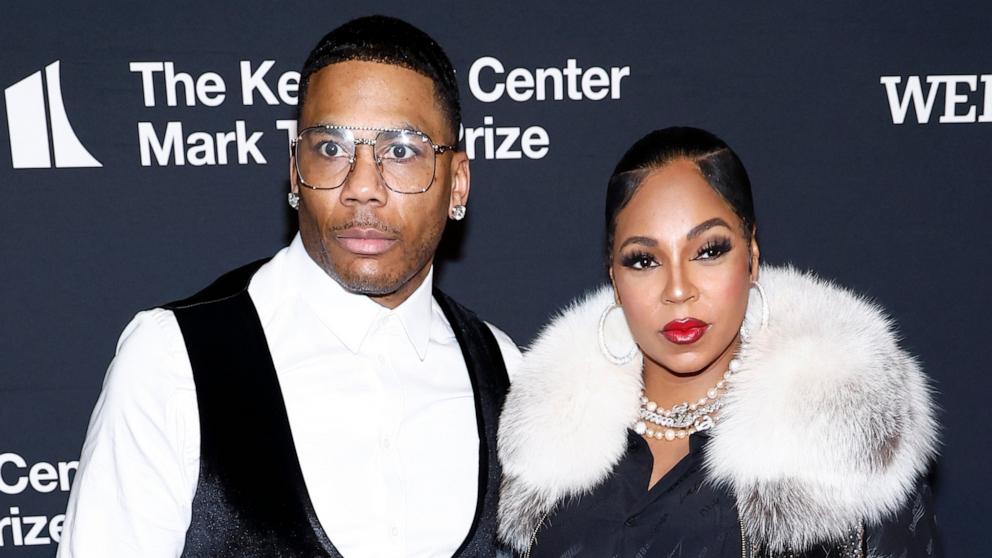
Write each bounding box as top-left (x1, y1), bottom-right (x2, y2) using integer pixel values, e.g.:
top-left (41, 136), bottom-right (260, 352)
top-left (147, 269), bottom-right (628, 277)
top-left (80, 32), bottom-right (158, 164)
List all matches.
top-left (297, 128), bottom-right (435, 192)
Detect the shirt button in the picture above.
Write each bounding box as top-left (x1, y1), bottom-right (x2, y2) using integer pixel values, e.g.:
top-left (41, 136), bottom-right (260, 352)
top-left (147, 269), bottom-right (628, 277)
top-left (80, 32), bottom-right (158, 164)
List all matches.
top-left (624, 515), bottom-right (637, 527)
top-left (382, 437), bottom-right (392, 449)
top-left (390, 526), bottom-right (400, 537)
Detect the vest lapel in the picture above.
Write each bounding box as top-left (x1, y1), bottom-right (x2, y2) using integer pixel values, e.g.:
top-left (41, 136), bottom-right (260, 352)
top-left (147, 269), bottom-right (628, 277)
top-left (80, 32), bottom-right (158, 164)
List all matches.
top-left (434, 289), bottom-right (511, 556)
top-left (169, 260), bottom-right (343, 558)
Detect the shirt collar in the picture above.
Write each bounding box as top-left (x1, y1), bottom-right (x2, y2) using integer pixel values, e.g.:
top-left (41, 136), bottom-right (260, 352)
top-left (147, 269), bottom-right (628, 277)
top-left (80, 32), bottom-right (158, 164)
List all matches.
top-left (287, 234), bottom-right (434, 360)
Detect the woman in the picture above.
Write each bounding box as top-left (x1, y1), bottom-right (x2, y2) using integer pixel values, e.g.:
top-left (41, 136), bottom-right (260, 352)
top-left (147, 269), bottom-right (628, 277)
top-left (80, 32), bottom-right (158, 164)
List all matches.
top-left (497, 127), bottom-right (938, 557)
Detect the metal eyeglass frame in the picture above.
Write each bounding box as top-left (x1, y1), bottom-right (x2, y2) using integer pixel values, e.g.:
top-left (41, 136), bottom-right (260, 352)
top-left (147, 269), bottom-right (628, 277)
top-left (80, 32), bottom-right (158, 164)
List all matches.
top-left (291, 124), bottom-right (457, 194)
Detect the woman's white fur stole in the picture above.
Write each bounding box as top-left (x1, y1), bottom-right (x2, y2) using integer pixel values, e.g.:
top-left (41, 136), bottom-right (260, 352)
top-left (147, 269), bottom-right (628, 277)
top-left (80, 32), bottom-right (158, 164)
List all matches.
top-left (497, 266), bottom-right (938, 554)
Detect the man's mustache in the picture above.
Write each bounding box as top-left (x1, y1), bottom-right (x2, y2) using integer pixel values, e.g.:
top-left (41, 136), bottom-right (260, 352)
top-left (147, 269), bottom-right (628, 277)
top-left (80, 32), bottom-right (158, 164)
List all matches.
top-left (330, 212), bottom-right (400, 235)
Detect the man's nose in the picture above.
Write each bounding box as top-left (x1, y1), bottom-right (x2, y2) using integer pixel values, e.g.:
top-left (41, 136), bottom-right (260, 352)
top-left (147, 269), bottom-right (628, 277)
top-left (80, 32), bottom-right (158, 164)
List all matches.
top-left (339, 145), bottom-right (387, 206)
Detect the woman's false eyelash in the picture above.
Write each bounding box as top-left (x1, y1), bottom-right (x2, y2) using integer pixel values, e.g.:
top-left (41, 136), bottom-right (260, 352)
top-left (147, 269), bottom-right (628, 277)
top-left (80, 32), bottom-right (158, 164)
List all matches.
top-left (619, 237), bottom-right (733, 268)
top-left (620, 251), bottom-right (657, 269)
top-left (695, 237), bottom-right (733, 259)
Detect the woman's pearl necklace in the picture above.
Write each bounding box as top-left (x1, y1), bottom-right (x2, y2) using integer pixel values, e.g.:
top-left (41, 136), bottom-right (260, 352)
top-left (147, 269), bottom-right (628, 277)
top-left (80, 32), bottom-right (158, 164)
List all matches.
top-left (634, 357), bottom-right (741, 442)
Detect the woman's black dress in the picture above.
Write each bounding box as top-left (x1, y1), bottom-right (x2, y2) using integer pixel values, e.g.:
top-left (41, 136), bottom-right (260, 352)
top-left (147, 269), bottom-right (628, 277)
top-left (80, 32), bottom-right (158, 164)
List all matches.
top-left (528, 430), bottom-right (938, 558)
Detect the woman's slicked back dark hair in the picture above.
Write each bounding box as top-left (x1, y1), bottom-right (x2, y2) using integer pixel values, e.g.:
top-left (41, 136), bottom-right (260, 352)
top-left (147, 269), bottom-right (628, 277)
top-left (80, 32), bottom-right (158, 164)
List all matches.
top-left (605, 127), bottom-right (757, 267)
top-left (298, 15), bottom-right (461, 144)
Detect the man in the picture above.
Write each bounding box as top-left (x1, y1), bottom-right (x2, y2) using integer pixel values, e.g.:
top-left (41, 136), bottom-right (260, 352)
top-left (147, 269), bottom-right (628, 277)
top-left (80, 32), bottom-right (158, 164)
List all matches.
top-left (58, 15), bottom-right (520, 558)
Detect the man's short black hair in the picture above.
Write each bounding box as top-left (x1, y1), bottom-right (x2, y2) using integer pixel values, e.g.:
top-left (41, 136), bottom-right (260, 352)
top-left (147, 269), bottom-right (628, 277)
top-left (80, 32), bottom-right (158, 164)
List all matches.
top-left (299, 15), bottom-right (461, 144)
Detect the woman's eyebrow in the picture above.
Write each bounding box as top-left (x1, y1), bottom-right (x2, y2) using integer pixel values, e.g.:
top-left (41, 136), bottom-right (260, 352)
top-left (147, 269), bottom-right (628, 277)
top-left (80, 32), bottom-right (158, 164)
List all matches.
top-left (619, 236), bottom-right (657, 249)
top-left (686, 218), bottom-right (732, 241)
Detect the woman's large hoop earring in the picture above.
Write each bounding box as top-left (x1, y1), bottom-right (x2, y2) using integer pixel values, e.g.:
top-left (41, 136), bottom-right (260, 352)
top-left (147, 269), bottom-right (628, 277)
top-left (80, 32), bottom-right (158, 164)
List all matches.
top-left (598, 302), bottom-right (639, 365)
top-left (740, 281), bottom-right (770, 343)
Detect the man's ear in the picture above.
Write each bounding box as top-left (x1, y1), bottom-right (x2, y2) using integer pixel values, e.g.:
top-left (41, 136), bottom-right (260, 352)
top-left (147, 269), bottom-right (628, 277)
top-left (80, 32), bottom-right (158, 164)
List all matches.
top-left (447, 152), bottom-right (470, 215)
top-left (289, 142), bottom-right (299, 196)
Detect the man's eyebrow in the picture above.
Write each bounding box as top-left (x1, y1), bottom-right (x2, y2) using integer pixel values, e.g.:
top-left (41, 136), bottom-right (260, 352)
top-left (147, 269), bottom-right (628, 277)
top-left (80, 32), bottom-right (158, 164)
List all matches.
top-left (618, 236), bottom-right (657, 250)
top-left (686, 218), bottom-right (732, 240)
top-left (376, 121), bottom-right (424, 133)
top-left (304, 121), bottom-right (424, 132)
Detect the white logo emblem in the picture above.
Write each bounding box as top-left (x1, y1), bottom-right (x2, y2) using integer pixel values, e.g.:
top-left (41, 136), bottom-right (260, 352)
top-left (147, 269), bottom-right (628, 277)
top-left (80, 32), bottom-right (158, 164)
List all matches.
top-left (4, 61), bottom-right (102, 169)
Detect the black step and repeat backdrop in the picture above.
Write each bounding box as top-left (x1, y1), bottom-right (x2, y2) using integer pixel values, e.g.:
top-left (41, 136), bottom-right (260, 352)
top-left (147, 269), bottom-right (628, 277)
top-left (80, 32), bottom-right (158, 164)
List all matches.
top-left (1, 2), bottom-right (988, 555)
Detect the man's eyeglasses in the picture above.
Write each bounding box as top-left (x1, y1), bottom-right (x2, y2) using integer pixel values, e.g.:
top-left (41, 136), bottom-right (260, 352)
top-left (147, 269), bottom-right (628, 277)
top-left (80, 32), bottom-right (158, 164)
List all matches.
top-left (291, 125), bottom-right (457, 194)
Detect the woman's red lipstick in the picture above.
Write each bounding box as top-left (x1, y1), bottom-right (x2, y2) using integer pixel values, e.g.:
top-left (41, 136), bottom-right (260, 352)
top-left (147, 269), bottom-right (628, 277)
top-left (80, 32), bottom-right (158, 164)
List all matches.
top-left (661, 318), bottom-right (709, 345)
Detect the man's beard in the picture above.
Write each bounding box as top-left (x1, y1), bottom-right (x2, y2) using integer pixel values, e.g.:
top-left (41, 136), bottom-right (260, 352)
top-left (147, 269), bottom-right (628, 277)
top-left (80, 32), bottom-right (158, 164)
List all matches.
top-left (321, 212), bottom-right (441, 297)
top-left (327, 246), bottom-right (435, 297)
top-left (333, 267), bottom-right (409, 296)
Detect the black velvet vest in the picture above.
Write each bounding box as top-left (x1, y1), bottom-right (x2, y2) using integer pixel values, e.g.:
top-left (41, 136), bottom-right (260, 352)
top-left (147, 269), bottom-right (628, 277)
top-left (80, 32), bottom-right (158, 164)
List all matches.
top-left (163, 259), bottom-right (510, 557)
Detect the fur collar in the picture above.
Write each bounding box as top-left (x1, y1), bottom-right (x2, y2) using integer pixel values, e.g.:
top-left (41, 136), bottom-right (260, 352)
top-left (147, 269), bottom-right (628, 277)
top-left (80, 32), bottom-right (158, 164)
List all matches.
top-left (497, 266), bottom-right (938, 553)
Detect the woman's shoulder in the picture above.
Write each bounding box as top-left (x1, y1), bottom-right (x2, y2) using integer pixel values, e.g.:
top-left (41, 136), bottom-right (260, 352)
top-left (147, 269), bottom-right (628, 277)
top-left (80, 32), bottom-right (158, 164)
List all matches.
top-left (708, 265), bottom-right (940, 553)
top-left (498, 285), bottom-right (643, 552)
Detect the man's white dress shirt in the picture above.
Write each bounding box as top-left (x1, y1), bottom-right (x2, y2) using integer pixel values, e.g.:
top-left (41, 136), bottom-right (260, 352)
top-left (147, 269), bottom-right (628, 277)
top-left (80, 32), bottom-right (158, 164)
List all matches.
top-left (57, 235), bottom-right (521, 558)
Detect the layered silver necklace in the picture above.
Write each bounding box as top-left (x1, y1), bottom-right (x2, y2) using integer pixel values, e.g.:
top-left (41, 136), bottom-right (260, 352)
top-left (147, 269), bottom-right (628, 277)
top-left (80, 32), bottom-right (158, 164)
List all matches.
top-left (634, 357), bottom-right (741, 441)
